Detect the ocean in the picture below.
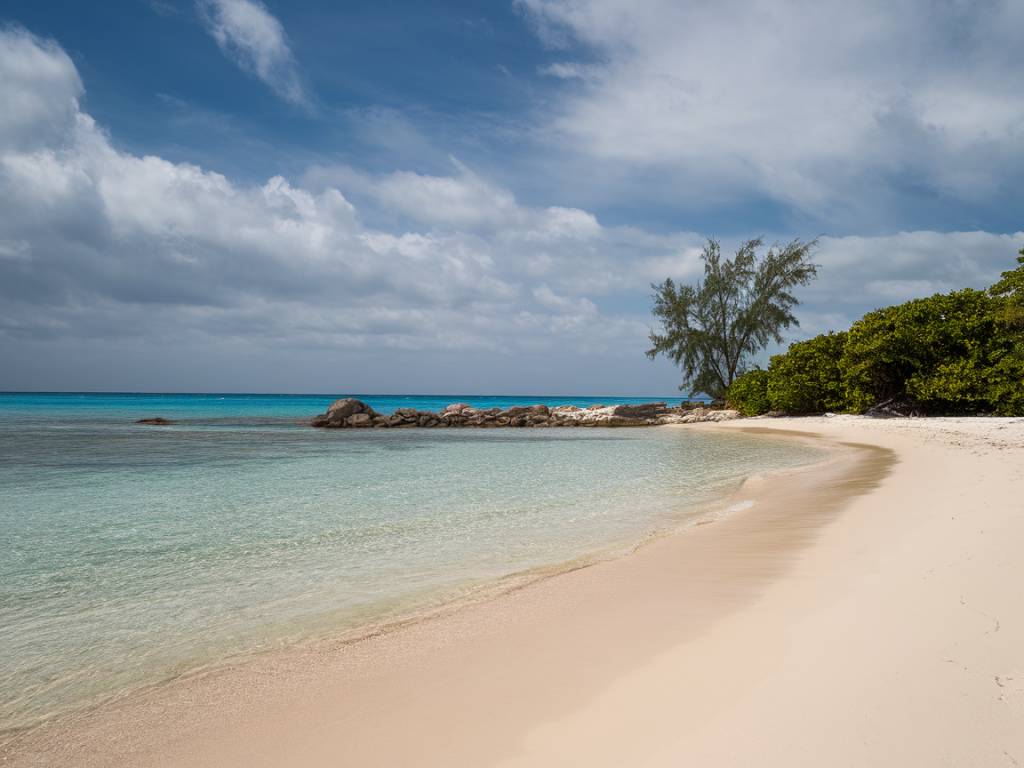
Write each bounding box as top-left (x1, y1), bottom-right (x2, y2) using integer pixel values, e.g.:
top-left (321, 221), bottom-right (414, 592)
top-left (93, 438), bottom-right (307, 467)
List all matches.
top-left (0, 392), bottom-right (823, 736)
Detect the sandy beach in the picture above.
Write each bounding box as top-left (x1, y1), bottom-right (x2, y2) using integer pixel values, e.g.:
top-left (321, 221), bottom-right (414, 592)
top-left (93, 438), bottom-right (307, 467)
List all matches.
top-left (4, 416), bottom-right (1023, 767)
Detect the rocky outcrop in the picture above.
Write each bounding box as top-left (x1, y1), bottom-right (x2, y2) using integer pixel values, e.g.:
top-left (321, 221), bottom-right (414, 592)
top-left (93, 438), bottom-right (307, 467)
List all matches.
top-left (310, 400), bottom-right (741, 429)
top-left (136, 417), bottom-right (175, 425)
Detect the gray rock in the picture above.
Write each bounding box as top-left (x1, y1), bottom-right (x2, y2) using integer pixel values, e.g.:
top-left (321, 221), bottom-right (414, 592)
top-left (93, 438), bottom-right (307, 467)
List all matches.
top-left (612, 402), bottom-right (668, 418)
top-left (327, 398), bottom-right (371, 420)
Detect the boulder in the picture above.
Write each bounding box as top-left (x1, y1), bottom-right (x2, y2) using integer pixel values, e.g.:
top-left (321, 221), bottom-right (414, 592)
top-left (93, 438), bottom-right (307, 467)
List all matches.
top-left (136, 417), bottom-right (174, 425)
top-left (309, 398), bottom-right (724, 429)
top-left (612, 402), bottom-right (668, 418)
top-left (327, 398), bottom-right (372, 420)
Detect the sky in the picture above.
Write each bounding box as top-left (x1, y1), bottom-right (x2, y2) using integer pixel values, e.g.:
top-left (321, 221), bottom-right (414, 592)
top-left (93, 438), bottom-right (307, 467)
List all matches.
top-left (0, 0), bottom-right (1022, 395)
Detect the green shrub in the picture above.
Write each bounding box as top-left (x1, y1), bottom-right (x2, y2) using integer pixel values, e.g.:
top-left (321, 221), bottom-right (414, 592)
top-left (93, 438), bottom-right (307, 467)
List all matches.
top-left (727, 368), bottom-right (770, 415)
top-left (766, 331), bottom-right (847, 414)
top-left (841, 288), bottom-right (1022, 415)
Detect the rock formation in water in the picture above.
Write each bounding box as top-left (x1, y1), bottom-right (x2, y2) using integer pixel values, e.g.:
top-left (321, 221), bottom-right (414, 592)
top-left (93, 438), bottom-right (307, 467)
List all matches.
top-left (135, 417), bottom-right (175, 425)
top-left (310, 399), bottom-right (740, 429)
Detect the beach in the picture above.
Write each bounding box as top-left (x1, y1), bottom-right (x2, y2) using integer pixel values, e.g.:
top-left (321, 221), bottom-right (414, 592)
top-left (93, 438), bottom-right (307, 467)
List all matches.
top-left (4, 416), bottom-right (1023, 766)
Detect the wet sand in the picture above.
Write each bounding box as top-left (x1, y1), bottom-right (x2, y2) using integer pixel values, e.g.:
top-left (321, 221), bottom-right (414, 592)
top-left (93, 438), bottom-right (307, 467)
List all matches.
top-left (4, 417), bottom-right (1022, 767)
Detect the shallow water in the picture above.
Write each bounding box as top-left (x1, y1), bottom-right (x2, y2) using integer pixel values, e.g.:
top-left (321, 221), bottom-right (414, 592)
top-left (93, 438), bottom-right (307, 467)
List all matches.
top-left (0, 393), bottom-right (821, 734)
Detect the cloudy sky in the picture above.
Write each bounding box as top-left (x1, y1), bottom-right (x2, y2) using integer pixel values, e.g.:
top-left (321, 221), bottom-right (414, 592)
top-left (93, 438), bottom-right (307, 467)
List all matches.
top-left (1, 0), bottom-right (1021, 395)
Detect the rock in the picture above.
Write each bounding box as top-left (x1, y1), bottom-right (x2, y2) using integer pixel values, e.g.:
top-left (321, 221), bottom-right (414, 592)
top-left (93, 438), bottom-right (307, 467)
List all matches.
top-left (707, 409), bottom-right (741, 421)
top-left (309, 399), bottom-right (723, 429)
top-left (136, 417), bottom-right (174, 425)
top-left (612, 402), bottom-right (668, 418)
top-left (327, 398), bottom-right (372, 420)
top-left (865, 397), bottom-right (919, 418)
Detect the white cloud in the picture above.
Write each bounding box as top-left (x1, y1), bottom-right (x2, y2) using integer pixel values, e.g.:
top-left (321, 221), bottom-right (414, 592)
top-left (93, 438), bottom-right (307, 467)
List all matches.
top-left (538, 61), bottom-right (597, 80)
top-left (197, 0), bottom-right (307, 105)
top-left (0, 27), bottom-right (82, 151)
top-left (796, 230), bottom-right (1024, 337)
top-left (0, 28), bottom-right (667, 363)
top-left (519, 0), bottom-right (1024, 213)
top-left (0, 28), bottom-right (1021, 392)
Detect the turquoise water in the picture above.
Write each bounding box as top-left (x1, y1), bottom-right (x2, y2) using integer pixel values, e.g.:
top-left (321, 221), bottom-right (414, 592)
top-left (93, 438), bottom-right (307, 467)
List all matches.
top-left (0, 392), bottom-right (819, 736)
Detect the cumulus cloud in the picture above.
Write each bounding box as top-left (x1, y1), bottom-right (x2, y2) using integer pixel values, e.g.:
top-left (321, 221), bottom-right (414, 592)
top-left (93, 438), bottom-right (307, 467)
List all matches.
top-left (0, 28), bottom-right (667, 364)
top-left (519, 0), bottom-right (1024, 216)
top-left (197, 0), bottom-right (307, 105)
top-left (0, 27), bottom-right (1020, 392)
top-left (0, 27), bottom-right (82, 151)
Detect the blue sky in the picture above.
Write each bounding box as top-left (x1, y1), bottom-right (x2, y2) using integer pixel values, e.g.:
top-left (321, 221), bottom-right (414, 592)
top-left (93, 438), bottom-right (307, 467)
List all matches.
top-left (0, 0), bottom-right (1022, 394)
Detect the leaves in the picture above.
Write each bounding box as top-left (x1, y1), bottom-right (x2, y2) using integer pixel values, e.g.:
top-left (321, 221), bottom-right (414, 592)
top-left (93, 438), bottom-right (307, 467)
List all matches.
top-left (648, 237), bottom-right (819, 398)
top-left (767, 331), bottom-right (847, 413)
top-left (726, 368), bottom-right (771, 415)
top-left (723, 244), bottom-right (1024, 417)
top-left (840, 288), bottom-right (1024, 415)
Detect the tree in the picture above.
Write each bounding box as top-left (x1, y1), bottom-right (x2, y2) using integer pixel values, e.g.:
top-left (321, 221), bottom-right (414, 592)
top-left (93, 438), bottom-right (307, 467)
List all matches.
top-left (647, 238), bottom-right (818, 399)
top-left (767, 331), bottom-right (847, 414)
top-left (990, 246), bottom-right (1024, 329)
top-left (841, 288), bottom-right (1020, 414)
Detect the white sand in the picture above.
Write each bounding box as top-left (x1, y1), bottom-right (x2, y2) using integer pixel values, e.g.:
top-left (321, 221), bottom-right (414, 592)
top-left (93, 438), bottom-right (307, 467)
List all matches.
top-left (4, 416), bottom-right (1023, 766)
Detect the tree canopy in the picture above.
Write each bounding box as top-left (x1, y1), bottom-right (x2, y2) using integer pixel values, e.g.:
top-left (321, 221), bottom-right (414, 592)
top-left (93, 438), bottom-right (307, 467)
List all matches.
top-left (647, 238), bottom-right (818, 399)
top-left (725, 245), bottom-right (1024, 417)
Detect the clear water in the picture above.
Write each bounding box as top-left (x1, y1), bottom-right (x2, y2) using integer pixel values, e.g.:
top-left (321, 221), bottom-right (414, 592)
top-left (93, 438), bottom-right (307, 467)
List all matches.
top-left (0, 392), bottom-right (820, 735)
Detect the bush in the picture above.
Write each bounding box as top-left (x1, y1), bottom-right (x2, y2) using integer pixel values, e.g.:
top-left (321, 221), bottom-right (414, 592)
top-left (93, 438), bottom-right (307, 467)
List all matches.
top-left (767, 332), bottom-right (847, 414)
top-left (841, 288), bottom-right (1022, 415)
top-left (727, 368), bottom-right (770, 415)
top-left (720, 248), bottom-right (1024, 418)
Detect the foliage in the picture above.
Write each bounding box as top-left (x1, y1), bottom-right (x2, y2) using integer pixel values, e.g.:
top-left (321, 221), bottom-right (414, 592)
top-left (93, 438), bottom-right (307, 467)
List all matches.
top-left (840, 288), bottom-right (1024, 415)
top-left (766, 332), bottom-right (847, 414)
top-left (726, 368), bottom-right (771, 416)
top-left (647, 237), bottom-right (818, 399)
top-left (990, 247), bottom-right (1024, 329)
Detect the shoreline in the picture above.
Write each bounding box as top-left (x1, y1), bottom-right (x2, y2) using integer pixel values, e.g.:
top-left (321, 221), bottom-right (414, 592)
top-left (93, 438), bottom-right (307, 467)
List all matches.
top-left (0, 427), bottom-right (831, 750)
top-left (5, 417), bottom-right (1022, 766)
top-left (1, 425), bottom-right (883, 766)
